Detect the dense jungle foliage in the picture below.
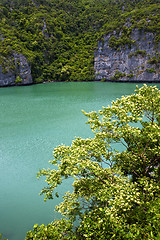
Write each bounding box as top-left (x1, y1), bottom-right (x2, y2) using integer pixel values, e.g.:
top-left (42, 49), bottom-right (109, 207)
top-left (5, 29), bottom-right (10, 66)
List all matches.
top-left (0, 0), bottom-right (160, 82)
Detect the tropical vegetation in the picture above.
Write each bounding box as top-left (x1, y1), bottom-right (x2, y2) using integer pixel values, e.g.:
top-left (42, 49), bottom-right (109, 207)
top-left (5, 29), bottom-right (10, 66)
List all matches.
top-left (26, 85), bottom-right (160, 239)
top-left (0, 0), bottom-right (160, 82)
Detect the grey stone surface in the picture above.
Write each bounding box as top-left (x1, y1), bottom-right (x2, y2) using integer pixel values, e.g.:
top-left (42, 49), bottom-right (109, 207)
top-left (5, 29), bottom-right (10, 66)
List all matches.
top-left (94, 29), bottom-right (160, 82)
top-left (0, 53), bottom-right (32, 87)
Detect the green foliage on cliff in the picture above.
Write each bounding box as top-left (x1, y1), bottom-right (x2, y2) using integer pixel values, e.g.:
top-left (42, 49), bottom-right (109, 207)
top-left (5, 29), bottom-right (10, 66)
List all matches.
top-left (0, 0), bottom-right (159, 82)
top-left (26, 85), bottom-right (160, 239)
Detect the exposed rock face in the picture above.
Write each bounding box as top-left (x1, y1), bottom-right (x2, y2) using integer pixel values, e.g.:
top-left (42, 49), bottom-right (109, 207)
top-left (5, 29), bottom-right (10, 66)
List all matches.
top-left (94, 29), bottom-right (160, 82)
top-left (0, 53), bottom-right (32, 87)
top-left (42, 19), bottom-right (49, 38)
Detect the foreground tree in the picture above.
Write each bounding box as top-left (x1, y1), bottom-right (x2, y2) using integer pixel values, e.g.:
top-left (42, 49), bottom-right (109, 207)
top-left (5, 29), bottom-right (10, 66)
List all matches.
top-left (26, 85), bottom-right (160, 240)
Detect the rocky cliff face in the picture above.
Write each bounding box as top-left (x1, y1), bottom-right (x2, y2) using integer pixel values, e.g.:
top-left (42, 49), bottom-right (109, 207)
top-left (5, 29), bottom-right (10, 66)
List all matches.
top-left (94, 29), bottom-right (160, 82)
top-left (0, 53), bottom-right (32, 87)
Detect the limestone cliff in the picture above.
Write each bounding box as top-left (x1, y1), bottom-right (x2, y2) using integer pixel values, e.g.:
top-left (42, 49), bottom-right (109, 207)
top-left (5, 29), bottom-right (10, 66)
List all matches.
top-left (94, 29), bottom-right (160, 82)
top-left (0, 53), bottom-right (32, 87)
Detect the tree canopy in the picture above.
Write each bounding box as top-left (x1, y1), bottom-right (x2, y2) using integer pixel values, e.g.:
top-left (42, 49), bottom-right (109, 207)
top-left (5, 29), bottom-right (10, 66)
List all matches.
top-left (26, 85), bottom-right (160, 239)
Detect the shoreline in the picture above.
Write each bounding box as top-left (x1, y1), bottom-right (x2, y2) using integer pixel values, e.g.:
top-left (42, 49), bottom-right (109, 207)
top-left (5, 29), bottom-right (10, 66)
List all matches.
top-left (0, 79), bottom-right (160, 88)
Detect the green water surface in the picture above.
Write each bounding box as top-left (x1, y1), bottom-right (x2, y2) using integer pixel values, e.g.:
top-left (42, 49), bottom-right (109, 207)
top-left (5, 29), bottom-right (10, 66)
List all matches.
top-left (0, 82), bottom-right (159, 240)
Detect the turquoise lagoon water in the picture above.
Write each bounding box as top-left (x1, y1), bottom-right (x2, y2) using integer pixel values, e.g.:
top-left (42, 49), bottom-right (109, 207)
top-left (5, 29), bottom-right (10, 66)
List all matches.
top-left (0, 82), bottom-right (159, 240)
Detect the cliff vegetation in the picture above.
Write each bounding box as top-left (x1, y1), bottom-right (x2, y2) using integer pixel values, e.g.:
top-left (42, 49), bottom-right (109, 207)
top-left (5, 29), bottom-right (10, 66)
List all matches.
top-left (0, 0), bottom-right (159, 83)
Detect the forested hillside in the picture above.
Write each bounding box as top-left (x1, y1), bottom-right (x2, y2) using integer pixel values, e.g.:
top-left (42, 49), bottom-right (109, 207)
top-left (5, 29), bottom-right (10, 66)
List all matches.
top-left (0, 0), bottom-right (159, 83)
